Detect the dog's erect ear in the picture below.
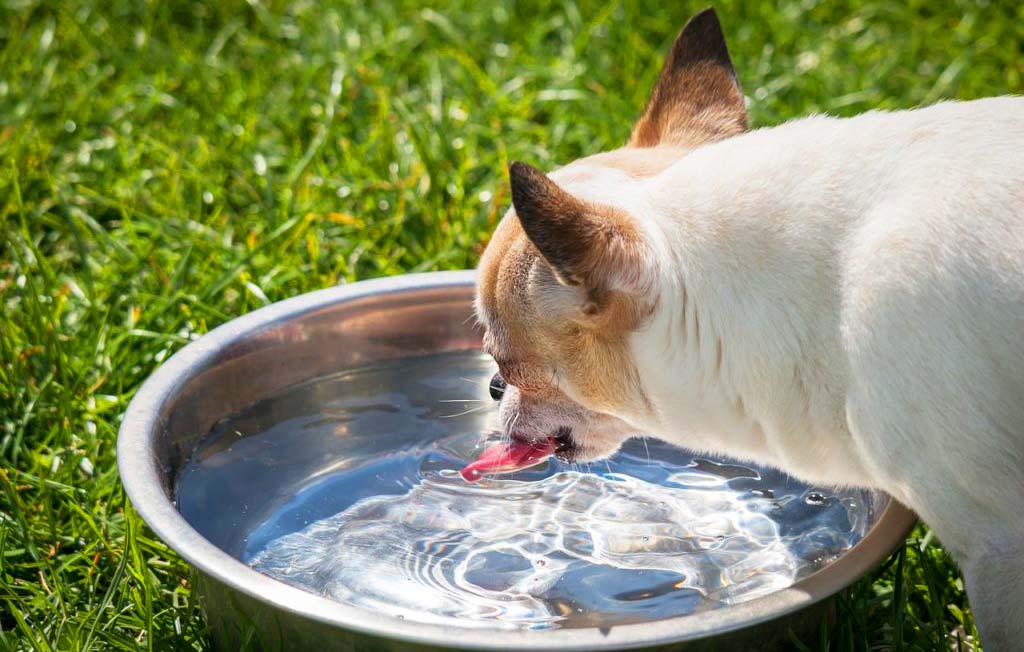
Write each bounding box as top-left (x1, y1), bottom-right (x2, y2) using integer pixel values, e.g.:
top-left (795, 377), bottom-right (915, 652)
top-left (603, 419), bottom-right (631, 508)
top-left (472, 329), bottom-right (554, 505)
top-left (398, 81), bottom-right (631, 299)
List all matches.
top-left (629, 7), bottom-right (747, 148)
top-left (509, 161), bottom-right (649, 299)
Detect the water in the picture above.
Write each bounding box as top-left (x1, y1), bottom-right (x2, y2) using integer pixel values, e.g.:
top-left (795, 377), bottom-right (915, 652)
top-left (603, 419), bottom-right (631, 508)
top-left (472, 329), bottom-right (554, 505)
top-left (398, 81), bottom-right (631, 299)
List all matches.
top-left (176, 350), bottom-right (879, 630)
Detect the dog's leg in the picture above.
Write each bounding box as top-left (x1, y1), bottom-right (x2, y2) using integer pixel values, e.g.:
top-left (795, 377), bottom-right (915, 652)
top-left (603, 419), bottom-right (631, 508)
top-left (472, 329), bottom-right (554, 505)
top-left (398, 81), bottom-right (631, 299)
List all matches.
top-left (848, 385), bottom-right (1024, 651)
top-left (961, 529), bottom-right (1024, 652)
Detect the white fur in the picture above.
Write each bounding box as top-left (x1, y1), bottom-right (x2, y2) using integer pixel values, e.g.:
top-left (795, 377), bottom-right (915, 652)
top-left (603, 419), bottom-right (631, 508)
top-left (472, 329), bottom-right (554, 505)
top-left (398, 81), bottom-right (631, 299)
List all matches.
top-left (596, 97), bottom-right (1024, 649)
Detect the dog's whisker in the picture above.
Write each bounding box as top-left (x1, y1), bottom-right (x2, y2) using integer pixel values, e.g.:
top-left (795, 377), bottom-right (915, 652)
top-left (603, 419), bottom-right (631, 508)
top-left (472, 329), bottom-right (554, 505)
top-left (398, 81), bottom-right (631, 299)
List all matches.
top-left (439, 405), bottom-right (492, 419)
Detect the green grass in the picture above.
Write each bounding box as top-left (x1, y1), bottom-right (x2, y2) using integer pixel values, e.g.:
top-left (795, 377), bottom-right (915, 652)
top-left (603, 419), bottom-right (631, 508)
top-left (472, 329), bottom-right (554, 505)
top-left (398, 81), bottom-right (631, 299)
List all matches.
top-left (1, 0), bottom-right (1021, 650)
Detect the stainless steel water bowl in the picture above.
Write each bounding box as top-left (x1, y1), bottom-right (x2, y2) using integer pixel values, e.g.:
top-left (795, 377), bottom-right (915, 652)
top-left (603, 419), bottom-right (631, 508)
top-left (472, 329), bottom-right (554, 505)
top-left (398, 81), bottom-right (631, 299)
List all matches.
top-left (117, 270), bottom-right (916, 652)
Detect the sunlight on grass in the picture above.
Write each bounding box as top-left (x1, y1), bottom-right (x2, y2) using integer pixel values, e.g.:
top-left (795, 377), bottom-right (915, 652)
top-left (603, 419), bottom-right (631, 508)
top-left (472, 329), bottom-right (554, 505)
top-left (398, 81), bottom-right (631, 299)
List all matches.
top-left (2, 0), bottom-right (1021, 650)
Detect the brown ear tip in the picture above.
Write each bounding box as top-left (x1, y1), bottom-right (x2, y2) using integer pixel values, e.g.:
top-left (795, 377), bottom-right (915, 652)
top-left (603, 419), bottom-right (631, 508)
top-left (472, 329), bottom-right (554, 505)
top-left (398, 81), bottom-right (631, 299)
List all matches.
top-left (682, 6), bottom-right (724, 36)
top-left (507, 161), bottom-right (529, 184)
top-left (694, 7), bottom-right (719, 21)
top-left (672, 5), bottom-right (732, 74)
top-left (508, 161), bottom-right (547, 198)
top-left (508, 161), bottom-right (537, 178)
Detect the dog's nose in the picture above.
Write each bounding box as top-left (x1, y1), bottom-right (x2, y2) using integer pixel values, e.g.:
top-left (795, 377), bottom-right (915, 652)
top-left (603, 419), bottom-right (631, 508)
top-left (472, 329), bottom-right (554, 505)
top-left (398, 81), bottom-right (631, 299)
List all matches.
top-left (488, 372), bottom-right (506, 401)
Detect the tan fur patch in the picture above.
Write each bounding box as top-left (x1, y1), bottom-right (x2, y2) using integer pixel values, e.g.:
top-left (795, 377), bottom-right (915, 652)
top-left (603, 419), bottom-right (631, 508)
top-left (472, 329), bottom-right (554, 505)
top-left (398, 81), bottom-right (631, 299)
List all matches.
top-left (583, 145), bottom-right (689, 178)
top-left (560, 289), bottom-right (655, 414)
top-left (629, 60), bottom-right (746, 148)
top-left (477, 211), bottom-right (653, 417)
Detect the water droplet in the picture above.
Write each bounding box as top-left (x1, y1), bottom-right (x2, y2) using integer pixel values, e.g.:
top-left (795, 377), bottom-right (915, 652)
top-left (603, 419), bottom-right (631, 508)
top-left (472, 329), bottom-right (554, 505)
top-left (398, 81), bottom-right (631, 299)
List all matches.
top-left (64, 120), bottom-right (76, 133)
top-left (805, 492), bottom-right (830, 507)
top-left (336, 185), bottom-right (351, 198)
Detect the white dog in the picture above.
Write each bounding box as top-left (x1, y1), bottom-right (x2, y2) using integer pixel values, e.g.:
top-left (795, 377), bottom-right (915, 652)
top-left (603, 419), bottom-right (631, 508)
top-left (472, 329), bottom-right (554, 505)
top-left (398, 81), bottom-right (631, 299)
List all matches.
top-left (473, 8), bottom-right (1024, 649)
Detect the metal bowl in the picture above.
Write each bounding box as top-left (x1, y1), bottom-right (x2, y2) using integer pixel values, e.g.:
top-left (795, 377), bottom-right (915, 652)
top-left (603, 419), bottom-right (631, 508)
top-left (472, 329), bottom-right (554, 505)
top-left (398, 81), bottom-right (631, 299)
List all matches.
top-left (118, 270), bottom-right (916, 652)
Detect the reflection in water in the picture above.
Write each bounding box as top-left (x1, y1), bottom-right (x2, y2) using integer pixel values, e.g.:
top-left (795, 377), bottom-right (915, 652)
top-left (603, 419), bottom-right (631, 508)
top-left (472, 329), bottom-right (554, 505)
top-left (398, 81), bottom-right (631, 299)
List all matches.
top-left (176, 351), bottom-right (877, 630)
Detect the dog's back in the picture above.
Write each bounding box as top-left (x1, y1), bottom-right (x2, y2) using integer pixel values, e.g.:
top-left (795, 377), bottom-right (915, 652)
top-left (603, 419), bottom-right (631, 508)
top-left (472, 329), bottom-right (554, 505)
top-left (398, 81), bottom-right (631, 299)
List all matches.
top-left (837, 97), bottom-right (1024, 527)
top-left (838, 97), bottom-right (1024, 649)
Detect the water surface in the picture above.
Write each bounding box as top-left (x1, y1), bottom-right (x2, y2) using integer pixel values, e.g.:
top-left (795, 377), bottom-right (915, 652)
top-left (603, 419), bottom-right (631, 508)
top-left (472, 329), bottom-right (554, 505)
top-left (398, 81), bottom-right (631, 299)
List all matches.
top-left (176, 351), bottom-right (878, 630)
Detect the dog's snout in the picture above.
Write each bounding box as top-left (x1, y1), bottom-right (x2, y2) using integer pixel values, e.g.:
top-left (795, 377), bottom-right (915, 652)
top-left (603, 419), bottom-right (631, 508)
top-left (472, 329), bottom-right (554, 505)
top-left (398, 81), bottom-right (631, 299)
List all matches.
top-left (488, 372), bottom-right (506, 401)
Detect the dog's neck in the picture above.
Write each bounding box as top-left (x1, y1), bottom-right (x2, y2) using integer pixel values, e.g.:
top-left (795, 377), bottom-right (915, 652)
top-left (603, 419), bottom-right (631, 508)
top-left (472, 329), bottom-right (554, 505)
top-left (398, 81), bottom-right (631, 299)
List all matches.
top-left (626, 115), bottom-right (897, 487)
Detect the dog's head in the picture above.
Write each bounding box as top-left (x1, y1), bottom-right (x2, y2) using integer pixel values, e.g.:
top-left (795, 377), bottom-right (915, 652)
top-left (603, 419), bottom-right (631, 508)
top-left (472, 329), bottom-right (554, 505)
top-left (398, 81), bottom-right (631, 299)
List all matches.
top-left (475, 8), bottom-right (747, 461)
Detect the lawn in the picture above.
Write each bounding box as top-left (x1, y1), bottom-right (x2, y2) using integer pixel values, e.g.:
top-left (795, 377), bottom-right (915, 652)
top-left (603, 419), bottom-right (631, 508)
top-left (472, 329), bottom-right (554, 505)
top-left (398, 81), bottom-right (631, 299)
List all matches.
top-left (1, 0), bottom-right (1021, 650)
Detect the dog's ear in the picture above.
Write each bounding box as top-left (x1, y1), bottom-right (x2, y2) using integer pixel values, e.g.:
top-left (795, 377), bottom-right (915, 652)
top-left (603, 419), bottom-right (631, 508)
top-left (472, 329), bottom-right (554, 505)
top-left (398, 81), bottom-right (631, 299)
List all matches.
top-left (509, 161), bottom-right (649, 300)
top-left (629, 7), bottom-right (747, 148)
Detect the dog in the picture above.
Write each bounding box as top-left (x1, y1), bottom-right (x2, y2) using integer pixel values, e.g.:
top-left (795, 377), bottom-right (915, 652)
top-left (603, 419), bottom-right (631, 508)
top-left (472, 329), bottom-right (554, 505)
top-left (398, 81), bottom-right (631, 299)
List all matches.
top-left (474, 8), bottom-right (1024, 650)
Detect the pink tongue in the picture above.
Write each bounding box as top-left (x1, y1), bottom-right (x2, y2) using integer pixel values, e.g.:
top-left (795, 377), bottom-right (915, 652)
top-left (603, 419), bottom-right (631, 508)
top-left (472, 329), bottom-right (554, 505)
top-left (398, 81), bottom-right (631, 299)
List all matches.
top-left (460, 438), bottom-right (556, 482)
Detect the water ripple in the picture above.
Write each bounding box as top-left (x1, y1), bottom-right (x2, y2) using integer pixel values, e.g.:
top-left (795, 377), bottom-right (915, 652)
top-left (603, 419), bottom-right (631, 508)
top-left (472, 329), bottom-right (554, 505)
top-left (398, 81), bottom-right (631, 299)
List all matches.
top-left (251, 468), bottom-right (840, 629)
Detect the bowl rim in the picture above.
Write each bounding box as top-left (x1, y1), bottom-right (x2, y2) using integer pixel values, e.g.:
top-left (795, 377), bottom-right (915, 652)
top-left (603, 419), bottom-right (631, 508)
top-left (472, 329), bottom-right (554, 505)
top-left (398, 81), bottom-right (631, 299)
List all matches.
top-left (117, 269), bottom-right (917, 651)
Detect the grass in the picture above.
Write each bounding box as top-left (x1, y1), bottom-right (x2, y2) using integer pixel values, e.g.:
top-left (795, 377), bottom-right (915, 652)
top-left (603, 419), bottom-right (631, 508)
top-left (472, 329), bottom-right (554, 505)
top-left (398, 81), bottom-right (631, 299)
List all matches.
top-left (1, 0), bottom-right (1021, 649)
